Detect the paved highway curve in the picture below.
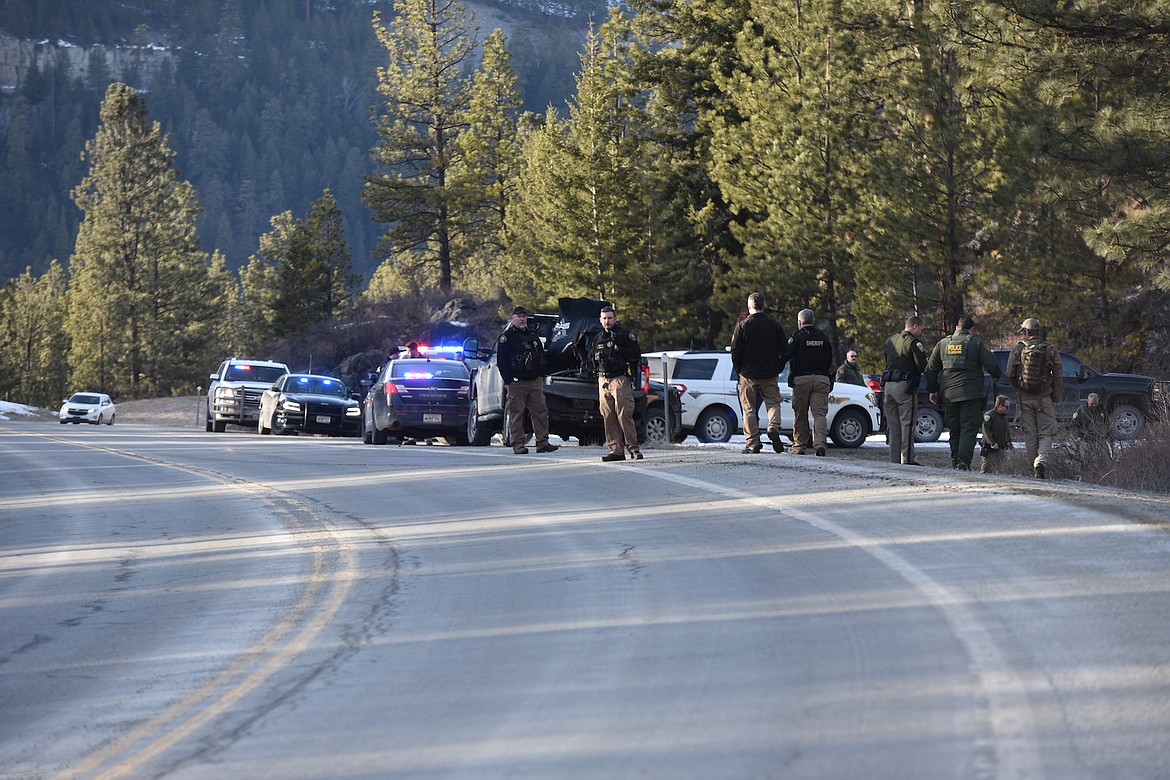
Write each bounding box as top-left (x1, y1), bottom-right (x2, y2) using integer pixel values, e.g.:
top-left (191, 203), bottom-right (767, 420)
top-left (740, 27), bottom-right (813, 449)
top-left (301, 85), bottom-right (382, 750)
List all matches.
top-left (1, 422), bottom-right (1169, 779)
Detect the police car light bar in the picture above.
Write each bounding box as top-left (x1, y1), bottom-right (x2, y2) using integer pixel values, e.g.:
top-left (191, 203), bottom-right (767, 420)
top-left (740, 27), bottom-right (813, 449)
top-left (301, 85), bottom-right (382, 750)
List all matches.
top-left (418, 344), bottom-right (462, 356)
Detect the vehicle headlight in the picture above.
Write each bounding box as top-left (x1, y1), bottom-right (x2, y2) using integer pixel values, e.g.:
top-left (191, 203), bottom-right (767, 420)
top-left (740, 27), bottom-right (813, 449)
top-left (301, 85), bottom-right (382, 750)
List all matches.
top-left (866, 392), bottom-right (877, 404)
top-left (345, 406), bottom-right (361, 417)
top-left (281, 400), bottom-right (302, 412)
top-left (215, 386), bottom-right (239, 399)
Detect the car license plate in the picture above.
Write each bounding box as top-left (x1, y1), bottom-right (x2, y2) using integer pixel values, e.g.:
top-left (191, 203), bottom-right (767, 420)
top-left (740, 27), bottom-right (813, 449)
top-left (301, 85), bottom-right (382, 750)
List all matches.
top-left (423, 413), bottom-right (442, 424)
top-left (315, 415), bottom-right (332, 424)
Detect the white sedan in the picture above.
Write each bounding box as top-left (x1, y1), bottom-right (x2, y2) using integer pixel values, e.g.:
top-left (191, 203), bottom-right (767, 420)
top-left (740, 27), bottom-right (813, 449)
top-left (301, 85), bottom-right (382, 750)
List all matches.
top-left (59, 392), bottom-right (116, 425)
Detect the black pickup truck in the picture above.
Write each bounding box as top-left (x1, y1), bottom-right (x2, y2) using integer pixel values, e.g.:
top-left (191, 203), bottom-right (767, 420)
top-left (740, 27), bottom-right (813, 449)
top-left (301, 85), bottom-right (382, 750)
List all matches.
top-left (462, 298), bottom-right (682, 446)
top-left (871, 349), bottom-right (1163, 441)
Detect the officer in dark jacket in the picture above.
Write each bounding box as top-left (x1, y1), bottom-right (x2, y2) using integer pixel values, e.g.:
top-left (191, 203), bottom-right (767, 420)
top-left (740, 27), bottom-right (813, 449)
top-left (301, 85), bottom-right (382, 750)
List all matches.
top-left (979, 395), bottom-right (1013, 473)
top-left (925, 315), bottom-right (1002, 470)
top-left (787, 308), bottom-right (834, 456)
top-left (495, 306), bottom-right (558, 455)
top-left (592, 305), bottom-right (643, 462)
top-left (730, 292), bottom-right (788, 453)
top-left (883, 315), bottom-right (928, 465)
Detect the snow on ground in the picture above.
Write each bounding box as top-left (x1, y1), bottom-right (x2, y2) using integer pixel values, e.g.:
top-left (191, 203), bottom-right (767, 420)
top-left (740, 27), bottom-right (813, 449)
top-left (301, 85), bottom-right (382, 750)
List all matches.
top-left (0, 401), bottom-right (43, 420)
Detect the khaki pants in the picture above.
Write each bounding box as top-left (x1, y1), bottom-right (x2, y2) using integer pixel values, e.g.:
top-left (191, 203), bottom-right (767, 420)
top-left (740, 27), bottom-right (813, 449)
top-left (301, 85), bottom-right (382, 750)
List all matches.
top-left (599, 375), bottom-right (639, 455)
top-left (1019, 396), bottom-right (1056, 470)
top-left (791, 374), bottom-right (830, 451)
top-left (739, 376), bottom-right (784, 448)
top-left (506, 377), bottom-right (550, 452)
top-left (884, 379), bottom-right (917, 464)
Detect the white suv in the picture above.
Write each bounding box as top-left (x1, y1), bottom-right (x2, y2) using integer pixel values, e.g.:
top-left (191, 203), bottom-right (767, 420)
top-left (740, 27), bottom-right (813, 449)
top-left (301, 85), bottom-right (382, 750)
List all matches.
top-left (206, 359), bottom-right (290, 432)
top-left (643, 350), bottom-right (880, 447)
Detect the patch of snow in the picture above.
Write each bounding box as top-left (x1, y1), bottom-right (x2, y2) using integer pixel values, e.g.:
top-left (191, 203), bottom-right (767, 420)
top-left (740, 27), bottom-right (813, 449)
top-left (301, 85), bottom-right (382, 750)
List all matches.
top-left (0, 401), bottom-right (42, 420)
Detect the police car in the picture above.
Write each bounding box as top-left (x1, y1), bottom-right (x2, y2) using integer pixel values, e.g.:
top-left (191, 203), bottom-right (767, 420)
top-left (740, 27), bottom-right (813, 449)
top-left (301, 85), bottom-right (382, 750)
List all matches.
top-left (642, 350), bottom-right (880, 447)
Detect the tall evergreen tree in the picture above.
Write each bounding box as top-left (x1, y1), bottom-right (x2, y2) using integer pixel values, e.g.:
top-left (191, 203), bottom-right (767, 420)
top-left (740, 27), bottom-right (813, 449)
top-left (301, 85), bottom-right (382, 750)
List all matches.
top-left (241, 189), bottom-right (359, 346)
top-left (452, 29), bottom-right (522, 297)
top-left (857, 0), bottom-right (1019, 339)
top-left (505, 21), bottom-right (646, 320)
top-left (364, 0), bottom-right (478, 293)
top-left (67, 83), bottom-right (216, 398)
top-left (707, 0), bottom-right (879, 352)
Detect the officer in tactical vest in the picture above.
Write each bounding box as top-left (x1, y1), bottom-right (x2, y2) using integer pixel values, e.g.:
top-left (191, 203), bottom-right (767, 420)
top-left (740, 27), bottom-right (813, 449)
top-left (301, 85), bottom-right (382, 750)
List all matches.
top-left (925, 315), bottom-right (1002, 470)
top-left (592, 305), bottom-right (643, 462)
top-left (787, 308), bottom-right (835, 456)
top-left (495, 306), bottom-right (558, 455)
top-left (1007, 317), bottom-right (1062, 479)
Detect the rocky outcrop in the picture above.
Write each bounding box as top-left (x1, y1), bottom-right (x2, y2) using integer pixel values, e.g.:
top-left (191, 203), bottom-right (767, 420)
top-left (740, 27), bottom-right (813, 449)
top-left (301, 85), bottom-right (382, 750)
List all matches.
top-left (0, 30), bottom-right (171, 91)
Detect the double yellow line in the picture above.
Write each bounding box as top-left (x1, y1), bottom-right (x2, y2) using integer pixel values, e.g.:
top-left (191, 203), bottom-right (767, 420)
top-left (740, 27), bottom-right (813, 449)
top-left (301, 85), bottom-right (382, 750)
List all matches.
top-left (29, 435), bottom-right (362, 779)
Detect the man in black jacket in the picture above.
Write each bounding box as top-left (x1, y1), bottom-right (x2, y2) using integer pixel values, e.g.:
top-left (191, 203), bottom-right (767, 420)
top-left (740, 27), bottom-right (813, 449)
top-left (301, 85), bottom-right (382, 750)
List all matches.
top-left (592, 305), bottom-right (643, 462)
top-left (730, 293), bottom-right (788, 453)
top-left (496, 306), bottom-right (558, 455)
top-left (788, 309), bottom-right (835, 456)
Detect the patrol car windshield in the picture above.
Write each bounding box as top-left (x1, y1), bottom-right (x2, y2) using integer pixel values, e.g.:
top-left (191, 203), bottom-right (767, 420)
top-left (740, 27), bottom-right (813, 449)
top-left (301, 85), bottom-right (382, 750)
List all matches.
top-left (389, 360), bottom-right (469, 381)
top-left (226, 364), bottom-right (288, 383)
top-left (285, 375), bottom-right (350, 397)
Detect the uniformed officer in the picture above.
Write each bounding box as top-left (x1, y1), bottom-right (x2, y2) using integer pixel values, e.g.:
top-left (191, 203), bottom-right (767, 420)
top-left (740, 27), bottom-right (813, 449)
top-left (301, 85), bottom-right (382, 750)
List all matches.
top-left (787, 308), bottom-right (835, 456)
top-left (979, 395), bottom-right (1013, 473)
top-left (1006, 317), bottom-right (1062, 479)
top-left (883, 315), bottom-right (928, 465)
top-left (925, 315), bottom-right (1002, 470)
top-left (592, 305), bottom-right (643, 461)
top-left (495, 306), bottom-right (558, 455)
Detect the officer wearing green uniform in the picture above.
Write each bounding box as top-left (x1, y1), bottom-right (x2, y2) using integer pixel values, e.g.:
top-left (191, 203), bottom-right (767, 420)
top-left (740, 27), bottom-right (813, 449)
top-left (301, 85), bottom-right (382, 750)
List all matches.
top-left (883, 315), bottom-right (928, 465)
top-left (925, 315), bottom-right (1002, 470)
top-left (979, 395), bottom-right (1013, 473)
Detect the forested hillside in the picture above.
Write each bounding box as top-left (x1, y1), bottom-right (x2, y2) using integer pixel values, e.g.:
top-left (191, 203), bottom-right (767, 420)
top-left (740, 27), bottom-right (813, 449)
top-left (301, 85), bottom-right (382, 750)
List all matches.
top-left (3, 0), bottom-right (1170, 411)
top-left (0, 0), bottom-right (595, 281)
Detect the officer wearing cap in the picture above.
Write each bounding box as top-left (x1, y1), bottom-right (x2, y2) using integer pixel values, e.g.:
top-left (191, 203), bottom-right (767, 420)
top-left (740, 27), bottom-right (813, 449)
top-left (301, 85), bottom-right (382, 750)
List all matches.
top-left (592, 305), bottom-right (643, 461)
top-left (495, 306), bottom-right (558, 455)
top-left (1007, 317), bottom-right (1061, 478)
top-left (925, 315), bottom-right (1002, 470)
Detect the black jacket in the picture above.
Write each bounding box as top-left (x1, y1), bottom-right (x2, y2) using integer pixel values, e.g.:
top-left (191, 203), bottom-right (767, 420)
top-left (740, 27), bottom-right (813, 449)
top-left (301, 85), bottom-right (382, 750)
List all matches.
top-left (731, 312), bottom-right (789, 379)
top-left (496, 324), bottom-right (545, 383)
top-left (592, 326), bottom-right (642, 379)
top-left (787, 326), bottom-right (835, 385)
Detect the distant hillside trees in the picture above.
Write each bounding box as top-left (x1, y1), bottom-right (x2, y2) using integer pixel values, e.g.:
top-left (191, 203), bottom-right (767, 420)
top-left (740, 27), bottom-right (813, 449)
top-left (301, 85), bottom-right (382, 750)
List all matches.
top-left (66, 83), bottom-right (225, 399)
top-left (0, 261), bottom-right (69, 407)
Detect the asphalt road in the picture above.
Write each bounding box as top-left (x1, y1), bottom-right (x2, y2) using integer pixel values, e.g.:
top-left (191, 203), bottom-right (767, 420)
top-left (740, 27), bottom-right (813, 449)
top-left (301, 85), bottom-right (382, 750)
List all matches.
top-left (2, 422), bottom-right (1169, 779)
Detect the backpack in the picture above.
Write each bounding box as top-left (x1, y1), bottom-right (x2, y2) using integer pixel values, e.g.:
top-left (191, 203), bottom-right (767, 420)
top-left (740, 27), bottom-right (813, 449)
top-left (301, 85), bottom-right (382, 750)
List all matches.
top-left (1017, 340), bottom-right (1051, 394)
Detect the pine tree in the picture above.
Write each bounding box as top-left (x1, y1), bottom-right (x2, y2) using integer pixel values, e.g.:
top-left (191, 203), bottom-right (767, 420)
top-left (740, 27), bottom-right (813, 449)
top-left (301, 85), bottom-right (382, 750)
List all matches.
top-left (707, 0), bottom-right (881, 351)
top-left (364, 0), bottom-right (478, 293)
top-left (0, 262), bottom-right (70, 407)
top-left (67, 83), bottom-right (216, 398)
top-left (505, 21), bottom-right (645, 318)
top-left (452, 29), bottom-right (522, 297)
top-left (241, 190), bottom-right (359, 346)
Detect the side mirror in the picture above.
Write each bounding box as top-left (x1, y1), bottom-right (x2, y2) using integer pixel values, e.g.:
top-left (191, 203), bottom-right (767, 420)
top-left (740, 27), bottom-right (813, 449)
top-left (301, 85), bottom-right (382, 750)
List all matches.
top-left (209, 373), bottom-right (218, 381)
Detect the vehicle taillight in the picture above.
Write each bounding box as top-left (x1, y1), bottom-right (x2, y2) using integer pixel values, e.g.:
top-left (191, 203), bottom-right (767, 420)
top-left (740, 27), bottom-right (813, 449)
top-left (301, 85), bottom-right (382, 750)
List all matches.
top-left (456, 386), bottom-right (469, 398)
top-left (384, 383), bottom-right (401, 396)
top-left (641, 363), bottom-right (651, 393)
top-left (866, 378), bottom-right (882, 394)
top-left (672, 383), bottom-right (686, 395)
